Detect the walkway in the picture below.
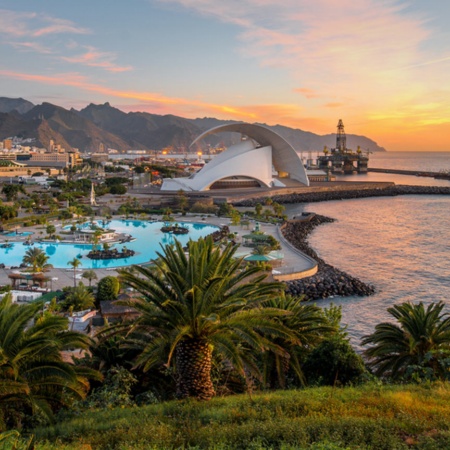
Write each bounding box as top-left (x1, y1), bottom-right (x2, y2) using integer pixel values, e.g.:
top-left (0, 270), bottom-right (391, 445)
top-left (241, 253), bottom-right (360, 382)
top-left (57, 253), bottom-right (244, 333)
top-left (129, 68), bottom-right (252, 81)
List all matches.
top-left (0, 213), bottom-right (317, 291)
top-left (174, 214), bottom-right (318, 281)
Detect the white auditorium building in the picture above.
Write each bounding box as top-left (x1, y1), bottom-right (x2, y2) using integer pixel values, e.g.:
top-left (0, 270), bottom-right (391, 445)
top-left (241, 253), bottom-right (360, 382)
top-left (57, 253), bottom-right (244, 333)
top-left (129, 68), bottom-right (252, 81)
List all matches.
top-left (161, 123), bottom-right (309, 191)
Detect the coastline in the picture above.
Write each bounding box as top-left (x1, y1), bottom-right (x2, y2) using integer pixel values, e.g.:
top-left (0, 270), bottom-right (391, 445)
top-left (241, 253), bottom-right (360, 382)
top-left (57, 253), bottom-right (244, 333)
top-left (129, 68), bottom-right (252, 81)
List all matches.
top-left (232, 183), bottom-right (449, 302)
top-left (281, 215), bottom-right (375, 301)
top-left (233, 184), bottom-right (450, 206)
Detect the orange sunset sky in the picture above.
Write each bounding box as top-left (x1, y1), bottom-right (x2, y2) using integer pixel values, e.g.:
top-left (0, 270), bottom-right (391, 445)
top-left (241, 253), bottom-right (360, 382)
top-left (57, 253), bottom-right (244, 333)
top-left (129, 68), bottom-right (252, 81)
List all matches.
top-left (2, 1), bottom-right (450, 151)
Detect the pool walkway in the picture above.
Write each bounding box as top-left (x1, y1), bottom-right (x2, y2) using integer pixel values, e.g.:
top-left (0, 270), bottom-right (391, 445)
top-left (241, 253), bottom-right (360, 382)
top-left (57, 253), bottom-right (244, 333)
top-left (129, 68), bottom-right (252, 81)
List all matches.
top-left (0, 214), bottom-right (317, 290)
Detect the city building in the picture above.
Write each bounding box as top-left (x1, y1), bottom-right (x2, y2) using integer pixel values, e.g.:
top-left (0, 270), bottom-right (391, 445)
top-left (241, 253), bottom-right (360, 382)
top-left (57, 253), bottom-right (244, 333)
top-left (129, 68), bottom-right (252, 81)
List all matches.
top-left (161, 123), bottom-right (309, 191)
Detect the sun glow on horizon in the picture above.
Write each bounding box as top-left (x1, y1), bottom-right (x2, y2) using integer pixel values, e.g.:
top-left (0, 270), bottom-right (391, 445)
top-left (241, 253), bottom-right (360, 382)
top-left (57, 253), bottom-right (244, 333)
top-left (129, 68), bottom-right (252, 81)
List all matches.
top-left (1, 1), bottom-right (450, 151)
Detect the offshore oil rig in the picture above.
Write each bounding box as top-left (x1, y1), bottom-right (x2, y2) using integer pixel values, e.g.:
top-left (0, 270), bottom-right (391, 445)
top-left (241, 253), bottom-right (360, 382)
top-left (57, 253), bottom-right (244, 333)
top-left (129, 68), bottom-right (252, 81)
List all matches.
top-left (317, 120), bottom-right (369, 174)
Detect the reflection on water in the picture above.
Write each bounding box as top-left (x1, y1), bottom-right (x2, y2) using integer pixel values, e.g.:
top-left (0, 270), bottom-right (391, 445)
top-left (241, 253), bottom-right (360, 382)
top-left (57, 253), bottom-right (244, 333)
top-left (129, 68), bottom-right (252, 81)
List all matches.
top-left (46, 244), bottom-right (56, 255)
top-left (334, 151), bottom-right (450, 187)
top-left (285, 195), bottom-right (450, 349)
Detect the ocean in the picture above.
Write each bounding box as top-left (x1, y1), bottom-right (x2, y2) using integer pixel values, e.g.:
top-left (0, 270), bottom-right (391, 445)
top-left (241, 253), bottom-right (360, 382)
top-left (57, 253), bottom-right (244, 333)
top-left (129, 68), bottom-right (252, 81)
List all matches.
top-left (285, 151), bottom-right (450, 349)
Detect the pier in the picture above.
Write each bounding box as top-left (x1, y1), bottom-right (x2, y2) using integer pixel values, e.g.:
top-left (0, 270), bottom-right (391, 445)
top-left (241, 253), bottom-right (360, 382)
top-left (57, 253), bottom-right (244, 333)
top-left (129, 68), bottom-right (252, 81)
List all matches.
top-left (368, 168), bottom-right (450, 180)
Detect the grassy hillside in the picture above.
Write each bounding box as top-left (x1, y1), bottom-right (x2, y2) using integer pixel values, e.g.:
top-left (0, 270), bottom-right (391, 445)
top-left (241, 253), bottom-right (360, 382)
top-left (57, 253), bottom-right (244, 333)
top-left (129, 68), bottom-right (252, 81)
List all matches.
top-left (31, 383), bottom-right (450, 449)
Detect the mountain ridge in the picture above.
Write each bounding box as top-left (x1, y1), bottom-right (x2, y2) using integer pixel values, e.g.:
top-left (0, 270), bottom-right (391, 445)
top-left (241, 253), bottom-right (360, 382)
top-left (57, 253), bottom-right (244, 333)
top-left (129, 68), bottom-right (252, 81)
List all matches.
top-left (0, 97), bottom-right (386, 152)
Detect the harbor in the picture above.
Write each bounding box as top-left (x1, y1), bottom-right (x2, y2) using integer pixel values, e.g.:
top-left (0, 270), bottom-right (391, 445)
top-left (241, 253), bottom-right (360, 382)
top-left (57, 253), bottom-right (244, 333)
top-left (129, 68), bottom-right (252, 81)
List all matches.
top-left (368, 167), bottom-right (450, 180)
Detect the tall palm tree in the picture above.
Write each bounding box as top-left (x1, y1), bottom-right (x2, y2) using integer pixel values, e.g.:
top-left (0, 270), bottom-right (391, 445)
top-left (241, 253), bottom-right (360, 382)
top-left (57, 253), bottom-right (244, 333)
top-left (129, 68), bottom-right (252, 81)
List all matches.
top-left (118, 237), bottom-right (291, 400)
top-left (362, 302), bottom-right (450, 381)
top-left (67, 257), bottom-right (82, 288)
top-left (82, 269), bottom-right (98, 287)
top-left (0, 294), bottom-right (100, 428)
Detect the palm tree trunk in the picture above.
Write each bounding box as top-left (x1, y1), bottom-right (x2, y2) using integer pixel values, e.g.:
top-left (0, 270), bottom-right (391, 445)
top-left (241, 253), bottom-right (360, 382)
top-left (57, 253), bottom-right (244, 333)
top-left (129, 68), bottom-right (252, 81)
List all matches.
top-left (175, 339), bottom-right (215, 400)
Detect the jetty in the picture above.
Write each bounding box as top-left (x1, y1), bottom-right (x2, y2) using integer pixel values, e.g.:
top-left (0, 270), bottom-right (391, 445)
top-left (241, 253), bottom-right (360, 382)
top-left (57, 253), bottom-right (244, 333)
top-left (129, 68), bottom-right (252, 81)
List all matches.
top-left (368, 168), bottom-right (450, 180)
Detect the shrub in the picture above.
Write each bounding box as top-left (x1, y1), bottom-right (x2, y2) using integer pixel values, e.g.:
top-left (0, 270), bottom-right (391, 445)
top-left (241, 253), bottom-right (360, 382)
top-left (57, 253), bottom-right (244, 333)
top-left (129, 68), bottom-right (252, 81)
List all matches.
top-left (303, 336), bottom-right (368, 386)
top-left (190, 201), bottom-right (218, 215)
top-left (96, 276), bottom-right (120, 303)
top-left (109, 184), bottom-right (127, 195)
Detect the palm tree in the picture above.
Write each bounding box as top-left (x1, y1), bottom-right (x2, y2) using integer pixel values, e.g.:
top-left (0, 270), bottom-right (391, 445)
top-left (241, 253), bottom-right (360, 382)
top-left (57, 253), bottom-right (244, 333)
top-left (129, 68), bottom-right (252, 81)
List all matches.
top-left (261, 294), bottom-right (333, 388)
top-left (33, 252), bottom-right (53, 273)
top-left (63, 282), bottom-right (95, 312)
top-left (22, 247), bottom-right (49, 273)
top-left (0, 293), bottom-right (100, 428)
top-left (91, 230), bottom-right (102, 251)
top-left (118, 237), bottom-right (290, 400)
top-left (82, 269), bottom-right (98, 287)
top-left (362, 302), bottom-right (450, 381)
top-left (67, 257), bottom-right (82, 288)
top-left (252, 245), bottom-right (271, 256)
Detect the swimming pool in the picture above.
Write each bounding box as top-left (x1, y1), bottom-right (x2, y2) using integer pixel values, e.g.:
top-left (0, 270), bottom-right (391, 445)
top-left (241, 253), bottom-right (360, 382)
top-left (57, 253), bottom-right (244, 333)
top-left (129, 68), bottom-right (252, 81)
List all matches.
top-left (3, 231), bottom-right (34, 237)
top-left (0, 220), bottom-right (219, 269)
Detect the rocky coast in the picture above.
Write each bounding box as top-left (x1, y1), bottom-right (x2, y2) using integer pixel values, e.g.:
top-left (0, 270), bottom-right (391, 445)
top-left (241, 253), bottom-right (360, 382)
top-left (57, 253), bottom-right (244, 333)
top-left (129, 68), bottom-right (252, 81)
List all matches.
top-left (282, 215), bottom-right (375, 301)
top-left (233, 184), bottom-right (450, 207)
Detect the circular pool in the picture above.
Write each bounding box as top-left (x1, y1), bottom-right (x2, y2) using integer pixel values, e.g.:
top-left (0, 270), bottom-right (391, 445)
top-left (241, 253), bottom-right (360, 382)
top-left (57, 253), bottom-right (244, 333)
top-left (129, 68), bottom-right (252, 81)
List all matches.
top-left (0, 220), bottom-right (219, 269)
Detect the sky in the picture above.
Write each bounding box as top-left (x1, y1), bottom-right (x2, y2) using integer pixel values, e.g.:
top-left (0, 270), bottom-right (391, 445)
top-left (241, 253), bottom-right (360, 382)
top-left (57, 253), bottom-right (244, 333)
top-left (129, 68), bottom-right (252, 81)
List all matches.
top-left (1, 0), bottom-right (450, 151)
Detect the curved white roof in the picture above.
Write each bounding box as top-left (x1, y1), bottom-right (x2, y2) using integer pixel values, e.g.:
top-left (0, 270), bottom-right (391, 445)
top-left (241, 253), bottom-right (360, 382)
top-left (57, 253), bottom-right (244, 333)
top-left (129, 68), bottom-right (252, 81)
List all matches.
top-left (191, 123), bottom-right (309, 186)
top-left (161, 122), bottom-right (309, 191)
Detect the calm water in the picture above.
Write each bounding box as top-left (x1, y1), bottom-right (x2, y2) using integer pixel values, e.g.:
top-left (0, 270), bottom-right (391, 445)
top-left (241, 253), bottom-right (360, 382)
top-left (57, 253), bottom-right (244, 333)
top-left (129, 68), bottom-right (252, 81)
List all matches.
top-left (0, 220), bottom-right (218, 269)
top-left (286, 196), bottom-right (450, 349)
top-left (336, 151), bottom-right (450, 186)
top-left (285, 152), bottom-right (450, 349)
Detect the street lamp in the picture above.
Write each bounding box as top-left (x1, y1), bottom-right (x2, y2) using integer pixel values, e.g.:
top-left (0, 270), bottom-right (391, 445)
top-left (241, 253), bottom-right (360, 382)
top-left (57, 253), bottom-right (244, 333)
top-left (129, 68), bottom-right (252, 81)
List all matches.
top-left (51, 277), bottom-right (58, 291)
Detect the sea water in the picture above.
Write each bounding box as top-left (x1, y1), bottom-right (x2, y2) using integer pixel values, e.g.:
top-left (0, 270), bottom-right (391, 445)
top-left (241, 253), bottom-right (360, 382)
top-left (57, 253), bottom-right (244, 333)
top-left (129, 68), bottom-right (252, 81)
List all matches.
top-left (285, 152), bottom-right (450, 349)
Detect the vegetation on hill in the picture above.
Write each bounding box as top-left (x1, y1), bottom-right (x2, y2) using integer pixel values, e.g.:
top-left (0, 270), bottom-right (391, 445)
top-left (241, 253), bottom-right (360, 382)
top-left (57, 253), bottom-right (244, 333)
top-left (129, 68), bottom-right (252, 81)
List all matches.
top-left (3, 232), bottom-right (450, 448)
top-left (30, 383), bottom-right (450, 449)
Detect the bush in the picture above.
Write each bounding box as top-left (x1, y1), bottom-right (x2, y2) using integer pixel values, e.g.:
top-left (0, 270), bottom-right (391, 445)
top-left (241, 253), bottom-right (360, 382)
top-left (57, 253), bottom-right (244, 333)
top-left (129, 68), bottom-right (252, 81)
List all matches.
top-left (303, 336), bottom-right (368, 386)
top-left (80, 366), bottom-right (137, 409)
top-left (96, 276), bottom-right (120, 303)
top-left (109, 184), bottom-right (127, 195)
top-left (190, 201), bottom-right (218, 215)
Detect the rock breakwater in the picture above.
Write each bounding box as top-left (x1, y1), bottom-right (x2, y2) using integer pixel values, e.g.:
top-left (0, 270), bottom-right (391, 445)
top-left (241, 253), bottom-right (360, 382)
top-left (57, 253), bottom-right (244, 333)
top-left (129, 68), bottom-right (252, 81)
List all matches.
top-left (233, 185), bottom-right (450, 207)
top-left (282, 215), bottom-right (375, 301)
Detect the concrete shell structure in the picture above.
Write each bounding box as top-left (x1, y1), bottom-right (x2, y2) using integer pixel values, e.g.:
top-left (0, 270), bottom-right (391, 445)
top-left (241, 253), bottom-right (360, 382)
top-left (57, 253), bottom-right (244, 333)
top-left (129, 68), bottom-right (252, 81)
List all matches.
top-left (161, 123), bottom-right (309, 191)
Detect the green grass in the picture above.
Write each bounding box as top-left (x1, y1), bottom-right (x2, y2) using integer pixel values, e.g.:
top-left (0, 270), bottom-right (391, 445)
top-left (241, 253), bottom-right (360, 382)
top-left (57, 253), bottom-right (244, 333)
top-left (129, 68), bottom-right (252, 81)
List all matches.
top-left (32, 383), bottom-right (450, 449)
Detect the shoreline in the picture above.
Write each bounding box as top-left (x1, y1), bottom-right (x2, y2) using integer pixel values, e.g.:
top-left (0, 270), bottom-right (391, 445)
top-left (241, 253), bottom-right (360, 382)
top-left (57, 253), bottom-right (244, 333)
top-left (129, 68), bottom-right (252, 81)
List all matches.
top-left (281, 215), bottom-right (375, 301)
top-left (233, 184), bottom-right (450, 206)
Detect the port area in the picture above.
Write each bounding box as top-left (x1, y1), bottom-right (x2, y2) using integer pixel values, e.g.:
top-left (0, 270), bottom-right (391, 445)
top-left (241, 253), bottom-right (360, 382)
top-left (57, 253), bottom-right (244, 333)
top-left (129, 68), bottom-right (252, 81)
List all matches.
top-left (369, 168), bottom-right (450, 180)
top-left (199, 181), bottom-right (395, 204)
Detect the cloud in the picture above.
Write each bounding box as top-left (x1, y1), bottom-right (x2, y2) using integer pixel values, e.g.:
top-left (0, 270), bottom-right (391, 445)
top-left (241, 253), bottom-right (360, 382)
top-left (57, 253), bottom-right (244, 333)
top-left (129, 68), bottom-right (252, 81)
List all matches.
top-left (0, 10), bottom-right (129, 74)
top-left (10, 41), bottom-right (53, 54)
top-left (32, 16), bottom-right (89, 37)
top-left (0, 10), bottom-right (36, 37)
top-left (160, 1), bottom-right (429, 80)
top-left (0, 9), bottom-right (89, 38)
top-left (62, 47), bottom-right (133, 72)
top-left (0, 69), bottom-right (312, 126)
top-left (294, 88), bottom-right (320, 99)
top-left (157, 0), bottom-right (447, 141)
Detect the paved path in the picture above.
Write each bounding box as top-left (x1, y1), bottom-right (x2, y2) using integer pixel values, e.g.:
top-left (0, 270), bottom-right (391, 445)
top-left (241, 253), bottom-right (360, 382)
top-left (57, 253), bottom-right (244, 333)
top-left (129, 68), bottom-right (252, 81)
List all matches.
top-left (0, 214), bottom-right (317, 291)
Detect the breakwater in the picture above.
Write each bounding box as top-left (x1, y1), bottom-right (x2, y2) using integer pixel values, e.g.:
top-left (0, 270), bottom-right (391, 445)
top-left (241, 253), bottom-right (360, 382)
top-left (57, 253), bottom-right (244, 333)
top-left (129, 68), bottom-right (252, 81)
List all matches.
top-left (369, 168), bottom-right (450, 180)
top-left (233, 184), bottom-right (450, 206)
top-left (282, 215), bottom-right (375, 301)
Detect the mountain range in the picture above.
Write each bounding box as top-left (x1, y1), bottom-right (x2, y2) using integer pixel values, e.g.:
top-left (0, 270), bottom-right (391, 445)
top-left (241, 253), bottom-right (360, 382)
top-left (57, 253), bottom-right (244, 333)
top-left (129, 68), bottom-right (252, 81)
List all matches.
top-left (0, 97), bottom-right (386, 153)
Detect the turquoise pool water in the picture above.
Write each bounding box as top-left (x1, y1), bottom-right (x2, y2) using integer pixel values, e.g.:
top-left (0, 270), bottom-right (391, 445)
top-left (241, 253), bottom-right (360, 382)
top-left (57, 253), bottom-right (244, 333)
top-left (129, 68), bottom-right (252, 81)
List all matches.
top-left (3, 231), bottom-right (34, 237)
top-left (0, 220), bottom-right (219, 269)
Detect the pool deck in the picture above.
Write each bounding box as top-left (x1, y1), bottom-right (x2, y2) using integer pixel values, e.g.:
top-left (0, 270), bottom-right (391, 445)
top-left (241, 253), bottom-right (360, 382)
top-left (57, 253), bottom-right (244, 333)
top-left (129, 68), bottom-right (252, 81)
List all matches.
top-left (0, 215), bottom-right (317, 290)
